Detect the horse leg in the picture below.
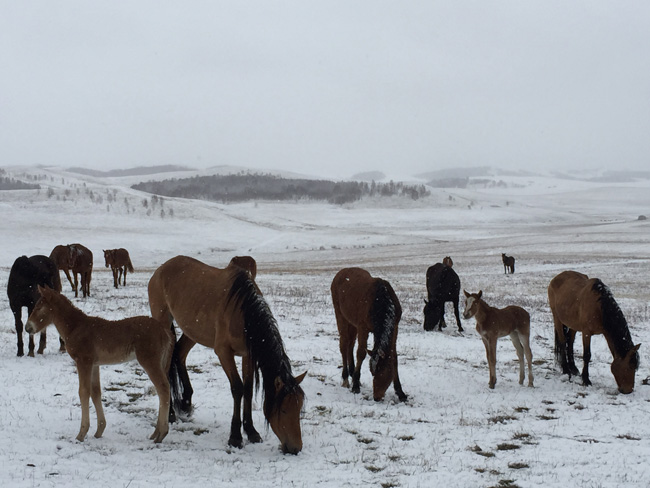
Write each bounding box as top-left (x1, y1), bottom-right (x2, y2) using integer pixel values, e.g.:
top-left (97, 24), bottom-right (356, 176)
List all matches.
top-left (217, 351), bottom-right (244, 448)
top-left (581, 334), bottom-right (592, 386)
top-left (391, 347), bottom-right (408, 402)
top-left (90, 365), bottom-right (106, 438)
top-left (112, 266), bottom-right (118, 288)
top-left (138, 354), bottom-right (170, 443)
top-left (566, 329), bottom-right (580, 376)
top-left (552, 314), bottom-right (571, 375)
top-left (452, 298), bottom-right (464, 332)
top-left (520, 331), bottom-right (534, 387)
top-left (122, 266), bottom-right (127, 286)
top-left (351, 330), bottom-right (369, 394)
top-left (12, 304), bottom-right (25, 357)
top-left (241, 356), bottom-right (262, 443)
top-left (63, 269), bottom-right (75, 292)
top-left (75, 361), bottom-right (92, 441)
top-left (73, 272), bottom-right (79, 298)
top-left (334, 308), bottom-right (355, 388)
top-left (509, 332), bottom-right (525, 385)
top-left (173, 334), bottom-right (196, 413)
top-left (483, 337), bottom-right (497, 389)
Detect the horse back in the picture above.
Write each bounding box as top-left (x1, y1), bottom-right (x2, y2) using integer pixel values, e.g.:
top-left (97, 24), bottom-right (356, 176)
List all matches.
top-left (426, 263), bottom-right (460, 301)
top-left (8, 255), bottom-right (61, 304)
top-left (548, 270), bottom-right (602, 333)
top-left (331, 267), bottom-right (376, 326)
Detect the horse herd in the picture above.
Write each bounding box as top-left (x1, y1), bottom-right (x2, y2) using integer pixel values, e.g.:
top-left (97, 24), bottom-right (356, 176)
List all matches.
top-left (5, 249), bottom-right (643, 455)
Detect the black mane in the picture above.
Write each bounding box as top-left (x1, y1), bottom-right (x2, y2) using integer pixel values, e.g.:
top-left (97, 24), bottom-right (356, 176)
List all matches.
top-left (227, 270), bottom-right (304, 420)
top-left (593, 279), bottom-right (639, 370)
top-left (370, 279), bottom-right (398, 359)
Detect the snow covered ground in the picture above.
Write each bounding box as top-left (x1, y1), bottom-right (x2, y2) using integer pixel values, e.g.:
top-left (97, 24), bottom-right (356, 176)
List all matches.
top-left (1, 166), bottom-right (649, 487)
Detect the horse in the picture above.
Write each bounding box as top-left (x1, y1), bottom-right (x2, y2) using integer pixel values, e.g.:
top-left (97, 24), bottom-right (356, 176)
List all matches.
top-left (26, 285), bottom-right (173, 443)
top-left (7, 255), bottom-right (65, 357)
top-left (462, 290), bottom-right (533, 389)
top-left (331, 267), bottom-right (407, 402)
top-left (423, 262), bottom-right (463, 332)
top-left (103, 248), bottom-right (134, 288)
top-left (442, 256), bottom-right (453, 267)
top-left (229, 255), bottom-right (257, 280)
top-left (502, 253), bottom-right (515, 274)
top-left (548, 270), bottom-right (641, 394)
top-left (50, 244), bottom-right (93, 297)
top-left (148, 255), bottom-right (306, 454)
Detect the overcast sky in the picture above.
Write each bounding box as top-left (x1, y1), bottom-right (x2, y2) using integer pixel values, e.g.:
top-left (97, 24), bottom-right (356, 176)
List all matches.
top-left (2, 1), bottom-right (649, 178)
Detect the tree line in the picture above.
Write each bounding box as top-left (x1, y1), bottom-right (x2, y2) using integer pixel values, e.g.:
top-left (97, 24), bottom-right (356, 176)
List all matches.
top-left (132, 173), bottom-right (430, 204)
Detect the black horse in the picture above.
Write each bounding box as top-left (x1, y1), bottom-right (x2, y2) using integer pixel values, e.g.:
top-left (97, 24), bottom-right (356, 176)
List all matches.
top-left (7, 255), bottom-right (65, 356)
top-left (423, 262), bottom-right (463, 332)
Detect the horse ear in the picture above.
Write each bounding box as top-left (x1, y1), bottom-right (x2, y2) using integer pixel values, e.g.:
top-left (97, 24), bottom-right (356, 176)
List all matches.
top-left (423, 299), bottom-right (428, 305)
top-left (478, 290), bottom-right (483, 299)
top-left (295, 371), bottom-right (307, 385)
top-left (463, 290), bottom-right (470, 297)
top-left (274, 376), bottom-right (285, 393)
top-left (630, 344), bottom-right (641, 355)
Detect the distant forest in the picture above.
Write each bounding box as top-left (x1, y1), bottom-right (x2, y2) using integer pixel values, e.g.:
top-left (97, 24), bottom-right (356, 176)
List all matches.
top-left (0, 169), bottom-right (40, 190)
top-left (132, 173), bottom-right (430, 204)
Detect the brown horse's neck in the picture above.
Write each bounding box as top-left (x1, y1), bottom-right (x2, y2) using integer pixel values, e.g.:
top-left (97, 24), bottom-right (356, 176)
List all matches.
top-left (47, 295), bottom-right (86, 341)
top-left (473, 299), bottom-right (493, 324)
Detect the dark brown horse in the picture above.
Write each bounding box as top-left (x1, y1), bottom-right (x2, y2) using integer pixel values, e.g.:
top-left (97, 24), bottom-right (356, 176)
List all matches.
top-left (423, 262), bottom-right (463, 332)
top-left (331, 267), bottom-right (407, 402)
top-left (442, 256), bottom-right (453, 267)
top-left (548, 270), bottom-right (641, 394)
top-left (502, 253), bottom-right (515, 274)
top-left (50, 244), bottom-right (93, 297)
top-left (463, 290), bottom-right (533, 389)
top-left (26, 286), bottom-right (173, 443)
top-left (103, 248), bottom-right (134, 288)
top-left (148, 255), bottom-right (306, 454)
top-left (7, 255), bottom-right (65, 356)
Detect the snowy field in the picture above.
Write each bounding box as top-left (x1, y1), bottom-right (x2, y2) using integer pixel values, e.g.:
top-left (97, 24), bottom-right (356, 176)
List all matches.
top-left (1, 166), bottom-right (650, 488)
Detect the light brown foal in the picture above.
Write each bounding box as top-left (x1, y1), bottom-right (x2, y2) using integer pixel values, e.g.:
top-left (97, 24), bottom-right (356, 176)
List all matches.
top-left (463, 290), bottom-right (533, 389)
top-left (26, 285), bottom-right (173, 443)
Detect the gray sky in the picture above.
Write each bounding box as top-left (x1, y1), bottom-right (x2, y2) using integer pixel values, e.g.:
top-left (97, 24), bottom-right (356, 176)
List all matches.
top-left (2, 1), bottom-right (649, 178)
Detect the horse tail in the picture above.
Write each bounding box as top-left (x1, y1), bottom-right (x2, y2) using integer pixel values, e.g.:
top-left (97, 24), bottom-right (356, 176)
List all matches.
top-left (126, 256), bottom-right (134, 273)
top-left (553, 325), bottom-right (570, 365)
top-left (167, 322), bottom-right (184, 420)
top-left (511, 260), bottom-right (515, 273)
top-left (593, 279), bottom-right (639, 370)
top-left (371, 280), bottom-right (399, 359)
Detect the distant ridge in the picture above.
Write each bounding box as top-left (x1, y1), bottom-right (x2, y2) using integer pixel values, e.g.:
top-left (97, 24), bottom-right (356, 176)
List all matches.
top-left (67, 165), bottom-right (195, 178)
top-left (351, 171), bottom-right (386, 182)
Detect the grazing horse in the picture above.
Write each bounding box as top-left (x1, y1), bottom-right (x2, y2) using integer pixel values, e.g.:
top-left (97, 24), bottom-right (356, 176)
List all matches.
top-left (502, 253), bottom-right (515, 274)
top-left (7, 255), bottom-right (65, 356)
top-left (148, 255), bottom-right (306, 454)
top-left (331, 267), bottom-right (407, 402)
top-left (423, 263), bottom-right (463, 332)
top-left (26, 286), bottom-right (173, 442)
top-left (462, 290), bottom-right (533, 389)
top-left (50, 244), bottom-right (93, 297)
top-left (229, 255), bottom-right (257, 280)
top-left (103, 248), bottom-right (134, 288)
top-left (548, 270), bottom-right (641, 394)
top-left (442, 256), bottom-right (453, 267)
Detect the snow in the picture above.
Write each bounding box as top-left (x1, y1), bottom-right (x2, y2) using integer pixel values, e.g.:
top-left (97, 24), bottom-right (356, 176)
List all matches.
top-left (1, 166), bottom-right (650, 487)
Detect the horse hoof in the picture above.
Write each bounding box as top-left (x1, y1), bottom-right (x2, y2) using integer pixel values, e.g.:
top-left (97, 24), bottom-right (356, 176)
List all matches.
top-left (398, 393), bottom-right (408, 402)
top-left (228, 437), bottom-right (243, 449)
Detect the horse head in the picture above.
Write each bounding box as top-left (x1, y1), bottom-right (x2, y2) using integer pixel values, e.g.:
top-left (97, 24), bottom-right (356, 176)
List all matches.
top-left (462, 290), bottom-right (482, 320)
top-left (103, 250), bottom-right (112, 268)
top-left (267, 372), bottom-right (306, 454)
top-left (423, 299), bottom-right (444, 331)
top-left (610, 343), bottom-right (641, 394)
top-left (371, 351), bottom-right (394, 401)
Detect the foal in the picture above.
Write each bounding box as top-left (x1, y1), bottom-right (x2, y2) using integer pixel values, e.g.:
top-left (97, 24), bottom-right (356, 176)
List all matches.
top-left (462, 290), bottom-right (533, 389)
top-left (26, 286), bottom-right (173, 443)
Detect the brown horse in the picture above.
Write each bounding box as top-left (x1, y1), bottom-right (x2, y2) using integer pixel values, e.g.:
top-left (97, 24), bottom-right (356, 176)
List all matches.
top-left (548, 270), bottom-right (641, 394)
top-left (26, 285), bottom-right (173, 443)
top-left (462, 290), bottom-right (533, 389)
top-left (442, 256), bottom-right (453, 267)
top-left (502, 253), bottom-right (515, 274)
top-left (103, 248), bottom-right (134, 288)
top-left (50, 244), bottom-right (93, 297)
top-left (148, 255), bottom-right (306, 454)
top-left (229, 255), bottom-right (257, 280)
top-left (331, 267), bottom-right (407, 402)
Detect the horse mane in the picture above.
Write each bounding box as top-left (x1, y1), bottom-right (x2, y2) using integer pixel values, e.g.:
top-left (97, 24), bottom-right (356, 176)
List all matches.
top-left (226, 270), bottom-right (304, 420)
top-left (370, 279), bottom-right (397, 359)
top-left (593, 280), bottom-right (639, 370)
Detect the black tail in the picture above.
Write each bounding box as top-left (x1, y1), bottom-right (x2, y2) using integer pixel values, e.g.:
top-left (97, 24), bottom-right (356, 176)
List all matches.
top-left (554, 325), bottom-right (570, 365)
top-left (167, 323), bottom-right (184, 422)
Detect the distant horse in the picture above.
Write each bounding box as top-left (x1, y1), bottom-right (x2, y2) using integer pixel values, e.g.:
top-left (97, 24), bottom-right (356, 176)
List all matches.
top-left (50, 244), bottom-right (93, 297)
top-left (548, 270), bottom-right (641, 394)
top-left (462, 290), bottom-right (533, 389)
top-left (502, 253), bottom-right (515, 274)
top-left (442, 256), bottom-right (453, 267)
top-left (103, 248), bottom-right (134, 288)
top-left (423, 263), bottom-right (463, 332)
top-left (148, 255), bottom-right (306, 454)
top-left (7, 255), bottom-right (65, 356)
top-left (331, 267), bottom-right (407, 402)
top-left (26, 286), bottom-right (173, 443)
